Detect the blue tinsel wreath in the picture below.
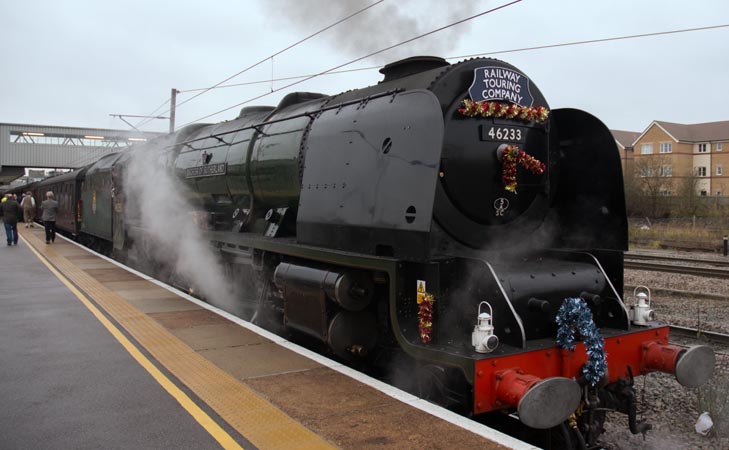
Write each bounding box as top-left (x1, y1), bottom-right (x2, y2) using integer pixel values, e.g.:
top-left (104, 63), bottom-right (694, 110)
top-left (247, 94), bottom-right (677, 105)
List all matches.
top-left (555, 297), bottom-right (608, 386)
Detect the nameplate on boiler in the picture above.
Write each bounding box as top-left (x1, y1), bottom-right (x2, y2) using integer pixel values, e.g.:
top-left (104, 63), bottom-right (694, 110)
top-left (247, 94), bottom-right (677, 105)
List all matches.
top-left (185, 163), bottom-right (227, 178)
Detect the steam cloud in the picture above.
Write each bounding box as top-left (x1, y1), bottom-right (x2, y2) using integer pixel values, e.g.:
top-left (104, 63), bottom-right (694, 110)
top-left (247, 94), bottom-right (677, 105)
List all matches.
top-left (123, 144), bottom-right (238, 312)
top-left (262, 0), bottom-right (485, 62)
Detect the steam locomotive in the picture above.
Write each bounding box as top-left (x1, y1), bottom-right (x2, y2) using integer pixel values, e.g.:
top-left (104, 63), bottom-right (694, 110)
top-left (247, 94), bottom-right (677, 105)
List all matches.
top-left (15, 56), bottom-right (714, 448)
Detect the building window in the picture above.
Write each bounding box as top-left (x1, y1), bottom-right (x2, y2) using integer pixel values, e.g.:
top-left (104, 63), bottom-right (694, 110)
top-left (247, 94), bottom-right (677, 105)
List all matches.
top-left (718, 165), bottom-right (723, 176)
top-left (700, 190), bottom-right (708, 196)
top-left (717, 191), bottom-right (722, 196)
top-left (659, 142), bottom-right (672, 153)
top-left (639, 166), bottom-right (654, 177)
top-left (641, 143), bottom-right (654, 154)
top-left (659, 165), bottom-right (672, 177)
top-left (695, 167), bottom-right (707, 177)
top-left (718, 143), bottom-right (723, 152)
top-left (698, 143), bottom-right (708, 153)
top-left (659, 190), bottom-right (672, 196)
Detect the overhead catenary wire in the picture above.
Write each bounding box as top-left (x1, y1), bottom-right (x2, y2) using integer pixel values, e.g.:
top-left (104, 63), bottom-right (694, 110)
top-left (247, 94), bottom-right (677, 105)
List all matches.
top-left (134, 98), bottom-right (171, 129)
top-left (452, 23), bottom-right (729, 60)
top-left (177, 0), bottom-right (523, 129)
top-left (128, 0), bottom-right (385, 131)
top-left (170, 0), bottom-right (385, 113)
top-left (64, 22), bottom-right (729, 169)
top-left (178, 67), bottom-right (375, 93)
top-left (177, 23), bottom-right (729, 94)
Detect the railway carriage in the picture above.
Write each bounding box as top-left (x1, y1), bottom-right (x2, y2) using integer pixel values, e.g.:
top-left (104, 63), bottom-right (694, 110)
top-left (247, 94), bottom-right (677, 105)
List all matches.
top-left (79, 152), bottom-right (123, 251)
top-left (34, 168), bottom-right (86, 235)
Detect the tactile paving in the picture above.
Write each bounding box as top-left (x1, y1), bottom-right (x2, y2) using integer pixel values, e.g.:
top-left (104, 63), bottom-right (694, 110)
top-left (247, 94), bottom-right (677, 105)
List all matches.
top-left (21, 228), bottom-right (336, 450)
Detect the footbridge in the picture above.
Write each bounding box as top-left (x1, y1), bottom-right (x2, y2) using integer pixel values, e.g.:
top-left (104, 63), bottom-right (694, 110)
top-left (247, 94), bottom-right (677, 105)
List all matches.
top-left (0, 122), bottom-right (163, 185)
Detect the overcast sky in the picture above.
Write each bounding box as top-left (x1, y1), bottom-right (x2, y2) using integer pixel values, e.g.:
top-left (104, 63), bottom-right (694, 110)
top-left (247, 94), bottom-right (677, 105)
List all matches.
top-left (1, 0), bottom-right (727, 134)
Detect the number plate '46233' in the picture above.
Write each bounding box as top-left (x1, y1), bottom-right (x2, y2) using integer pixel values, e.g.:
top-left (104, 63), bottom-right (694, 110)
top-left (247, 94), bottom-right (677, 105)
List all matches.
top-left (480, 125), bottom-right (525, 143)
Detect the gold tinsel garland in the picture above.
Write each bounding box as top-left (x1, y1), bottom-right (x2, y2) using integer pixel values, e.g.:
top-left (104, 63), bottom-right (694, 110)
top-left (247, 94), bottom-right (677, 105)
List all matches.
top-left (418, 293), bottom-right (436, 344)
top-left (500, 145), bottom-right (546, 193)
top-left (458, 99), bottom-right (549, 123)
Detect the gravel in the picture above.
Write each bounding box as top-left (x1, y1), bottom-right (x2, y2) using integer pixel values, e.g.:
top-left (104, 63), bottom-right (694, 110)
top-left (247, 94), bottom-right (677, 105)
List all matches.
top-left (598, 265), bottom-right (729, 450)
top-left (625, 269), bottom-right (729, 334)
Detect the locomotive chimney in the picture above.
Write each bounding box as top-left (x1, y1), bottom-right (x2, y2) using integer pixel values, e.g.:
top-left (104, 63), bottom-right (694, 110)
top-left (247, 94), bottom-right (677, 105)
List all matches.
top-left (378, 56), bottom-right (449, 82)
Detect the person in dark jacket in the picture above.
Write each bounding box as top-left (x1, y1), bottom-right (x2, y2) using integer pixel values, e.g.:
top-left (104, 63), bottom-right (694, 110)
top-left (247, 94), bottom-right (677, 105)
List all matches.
top-left (40, 191), bottom-right (59, 244)
top-left (1, 193), bottom-right (20, 245)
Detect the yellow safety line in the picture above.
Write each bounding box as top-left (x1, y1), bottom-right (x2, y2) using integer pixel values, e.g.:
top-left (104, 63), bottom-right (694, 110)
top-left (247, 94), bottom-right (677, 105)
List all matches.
top-left (19, 227), bottom-right (336, 450)
top-left (20, 233), bottom-right (244, 450)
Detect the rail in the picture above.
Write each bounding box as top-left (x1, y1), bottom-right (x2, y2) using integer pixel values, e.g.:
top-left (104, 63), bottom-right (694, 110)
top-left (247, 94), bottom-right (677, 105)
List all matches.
top-left (625, 252), bottom-right (729, 268)
top-left (623, 260), bottom-right (729, 279)
top-left (669, 325), bottom-right (729, 346)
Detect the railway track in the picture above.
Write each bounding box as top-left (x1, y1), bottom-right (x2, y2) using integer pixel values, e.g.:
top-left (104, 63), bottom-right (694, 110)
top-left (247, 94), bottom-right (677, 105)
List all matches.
top-left (623, 261), bottom-right (729, 278)
top-left (669, 325), bottom-right (729, 346)
top-left (626, 252), bottom-right (729, 268)
top-left (623, 252), bottom-right (729, 278)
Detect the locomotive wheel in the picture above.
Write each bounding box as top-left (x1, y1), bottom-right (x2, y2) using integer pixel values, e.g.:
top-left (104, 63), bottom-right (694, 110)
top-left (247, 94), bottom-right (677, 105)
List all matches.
top-left (417, 364), bottom-right (448, 404)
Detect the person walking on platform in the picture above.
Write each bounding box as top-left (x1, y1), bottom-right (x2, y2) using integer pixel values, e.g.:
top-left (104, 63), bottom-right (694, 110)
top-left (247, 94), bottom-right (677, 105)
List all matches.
top-left (1, 193), bottom-right (20, 245)
top-left (20, 191), bottom-right (36, 228)
top-left (40, 191), bottom-right (59, 244)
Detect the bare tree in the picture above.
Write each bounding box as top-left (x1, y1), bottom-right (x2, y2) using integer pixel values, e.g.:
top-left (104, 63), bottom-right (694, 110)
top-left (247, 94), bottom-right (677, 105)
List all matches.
top-left (675, 172), bottom-right (703, 217)
top-left (623, 162), bottom-right (645, 216)
top-left (631, 156), bottom-right (673, 218)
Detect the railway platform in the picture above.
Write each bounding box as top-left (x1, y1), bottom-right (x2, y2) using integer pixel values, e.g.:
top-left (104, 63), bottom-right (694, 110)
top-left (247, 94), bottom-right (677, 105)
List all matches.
top-left (0, 224), bottom-right (533, 450)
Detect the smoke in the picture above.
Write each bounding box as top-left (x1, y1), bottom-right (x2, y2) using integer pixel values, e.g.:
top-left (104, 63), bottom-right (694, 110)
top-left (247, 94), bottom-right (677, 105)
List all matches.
top-left (122, 144), bottom-right (238, 312)
top-left (262, 0), bottom-right (486, 63)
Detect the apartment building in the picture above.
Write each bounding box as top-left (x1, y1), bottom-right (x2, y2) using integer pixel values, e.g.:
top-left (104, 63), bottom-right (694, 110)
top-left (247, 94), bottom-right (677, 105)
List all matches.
top-left (631, 120), bottom-right (729, 197)
top-left (612, 130), bottom-right (640, 175)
